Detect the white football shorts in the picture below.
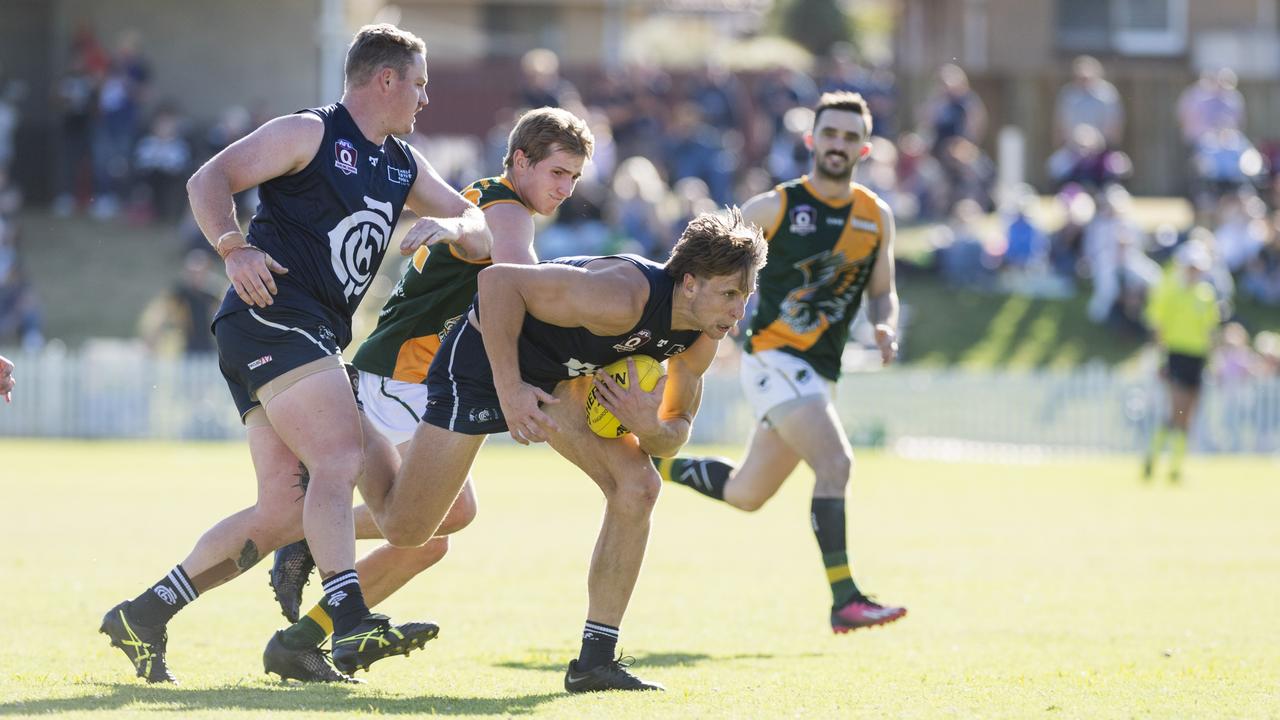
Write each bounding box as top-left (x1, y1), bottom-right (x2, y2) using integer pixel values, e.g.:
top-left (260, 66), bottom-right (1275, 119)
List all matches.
top-left (739, 349), bottom-right (836, 424)
top-left (356, 369), bottom-right (431, 446)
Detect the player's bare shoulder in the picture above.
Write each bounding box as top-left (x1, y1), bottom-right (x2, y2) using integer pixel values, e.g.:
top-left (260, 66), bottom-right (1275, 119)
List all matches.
top-left (739, 188), bottom-right (785, 240)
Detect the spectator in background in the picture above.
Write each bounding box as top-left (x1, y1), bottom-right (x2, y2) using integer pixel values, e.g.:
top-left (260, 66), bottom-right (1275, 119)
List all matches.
top-left (1191, 127), bottom-right (1267, 209)
top-left (1047, 123), bottom-right (1132, 191)
top-left (1142, 240), bottom-right (1222, 483)
top-left (1055, 55), bottom-right (1124, 149)
top-left (0, 260), bottom-right (43, 351)
top-left (609, 155), bottom-right (670, 258)
top-left (134, 108), bottom-right (192, 222)
top-left (52, 48), bottom-right (99, 216)
top-left (91, 30), bottom-right (152, 220)
top-left (1177, 68), bottom-right (1245, 146)
top-left (137, 249), bottom-right (221, 356)
top-left (1213, 190), bottom-right (1268, 273)
top-left (517, 48), bottom-right (580, 110)
top-left (662, 102), bottom-right (734, 205)
top-left (1083, 185), bottom-right (1160, 328)
top-left (920, 64), bottom-right (992, 212)
top-left (933, 197), bottom-right (991, 288)
top-left (1048, 184), bottom-right (1095, 279)
top-left (1242, 213), bottom-right (1280, 305)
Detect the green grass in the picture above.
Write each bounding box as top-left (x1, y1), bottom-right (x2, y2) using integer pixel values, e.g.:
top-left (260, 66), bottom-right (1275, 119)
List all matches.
top-left (2, 441), bottom-right (1277, 718)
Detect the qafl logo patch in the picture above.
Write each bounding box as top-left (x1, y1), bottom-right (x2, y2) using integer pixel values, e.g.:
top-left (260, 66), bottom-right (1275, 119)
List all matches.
top-left (328, 196), bottom-right (394, 300)
top-left (789, 204), bottom-right (817, 236)
top-left (334, 139), bottom-right (359, 175)
top-left (613, 329), bottom-right (652, 353)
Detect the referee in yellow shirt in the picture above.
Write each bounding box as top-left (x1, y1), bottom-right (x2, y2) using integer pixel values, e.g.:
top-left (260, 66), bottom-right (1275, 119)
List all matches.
top-left (1143, 240), bottom-right (1222, 483)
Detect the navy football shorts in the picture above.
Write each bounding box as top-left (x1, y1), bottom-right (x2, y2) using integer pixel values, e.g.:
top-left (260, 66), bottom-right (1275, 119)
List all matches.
top-left (213, 306), bottom-right (343, 421)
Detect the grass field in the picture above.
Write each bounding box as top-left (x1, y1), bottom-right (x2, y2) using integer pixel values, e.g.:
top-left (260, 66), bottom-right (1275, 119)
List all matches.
top-left (1, 441), bottom-right (1278, 718)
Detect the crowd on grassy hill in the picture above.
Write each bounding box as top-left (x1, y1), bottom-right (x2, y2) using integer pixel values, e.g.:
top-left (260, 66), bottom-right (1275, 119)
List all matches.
top-left (12, 28), bottom-right (1280, 375)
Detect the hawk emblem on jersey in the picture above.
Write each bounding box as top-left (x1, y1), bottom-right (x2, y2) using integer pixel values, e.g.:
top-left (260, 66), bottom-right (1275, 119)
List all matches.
top-left (328, 196), bottom-right (394, 301)
top-left (613, 330), bottom-right (652, 353)
top-left (778, 250), bottom-right (873, 334)
top-left (789, 204), bottom-right (818, 236)
top-left (334, 139), bottom-right (358, 176)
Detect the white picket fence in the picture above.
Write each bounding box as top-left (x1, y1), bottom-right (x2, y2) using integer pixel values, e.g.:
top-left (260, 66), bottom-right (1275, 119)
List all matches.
top-left (1, 345), bottom-right (1277, 453)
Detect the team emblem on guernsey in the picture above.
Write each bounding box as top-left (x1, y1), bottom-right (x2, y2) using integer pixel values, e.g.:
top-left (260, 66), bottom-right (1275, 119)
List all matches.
top-left (789, 204), bottom-right (817, 236)
top-left (328, 196), bottom-right (393, 300)
top-left (613, 329), bottom-right (652, 353)
top-left (334, 139), bottom-right (359, 175)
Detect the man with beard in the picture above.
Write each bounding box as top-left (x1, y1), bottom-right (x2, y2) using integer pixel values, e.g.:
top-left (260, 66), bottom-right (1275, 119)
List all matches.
top-left (655, 91), bottom-right (908, 633)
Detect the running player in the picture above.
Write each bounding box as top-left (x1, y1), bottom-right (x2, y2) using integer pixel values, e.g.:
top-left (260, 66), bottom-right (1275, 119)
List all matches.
top-left (262, 106), bottom-right (594, 682)
top-left (655, 92), bottom-right (908, 633)
top-left (99, 24), bottom-right (491, 683)
top-left (1142, 240), bottom-right (1221, 483)
top-left (358, 209), bottom-right (766, 693)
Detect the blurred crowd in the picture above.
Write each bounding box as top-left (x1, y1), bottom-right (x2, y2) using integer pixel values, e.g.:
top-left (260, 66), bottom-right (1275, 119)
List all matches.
top-left (9, 28), bottom-right (1280, 377)
top-left (0, 63), bottom-right (40, 350)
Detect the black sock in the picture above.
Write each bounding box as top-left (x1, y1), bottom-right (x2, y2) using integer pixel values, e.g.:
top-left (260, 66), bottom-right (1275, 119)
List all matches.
top-left (322, 570), bottom-right (370, 636)
top-left (129, 565), bottom-right (198, 627)
top-left (654, 456), bottom-right (733, 501)
top-left (811, 498), bottom-right (861, 608)
top-left (577, 620), bottom-right (619, 671)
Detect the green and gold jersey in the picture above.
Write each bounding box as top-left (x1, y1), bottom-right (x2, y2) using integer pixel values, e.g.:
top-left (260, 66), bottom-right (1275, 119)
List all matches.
top-left (745, 176), bottom-right (884, 381)
top-left (352, 176), bottom-right (532, 383)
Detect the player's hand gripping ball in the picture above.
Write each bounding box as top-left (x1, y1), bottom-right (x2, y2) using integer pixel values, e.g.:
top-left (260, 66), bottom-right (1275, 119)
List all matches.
top-left (586, 355), bottom-right (665, 438)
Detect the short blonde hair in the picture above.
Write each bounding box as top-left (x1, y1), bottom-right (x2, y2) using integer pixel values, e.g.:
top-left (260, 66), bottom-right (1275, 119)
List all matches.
top-left (345, 24), bottom-right (426, 88)
top-left (503, 107), bottom-right (595, 168)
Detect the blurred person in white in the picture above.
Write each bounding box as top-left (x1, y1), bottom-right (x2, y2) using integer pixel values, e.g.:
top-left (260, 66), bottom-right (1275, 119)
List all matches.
top-left (1213, 190), bottom-right (1268, 273)
top-left (1083, 185), bottom-right (1160, 325)
top-left (1055, 55), bottom-right (1124, 149)
top-left (0, 354), bottom-right (13, 403)
top-left (1191, 128), bottom-right (1266, 214)
top-left (1143, 241), bottom-right (1221, 483)
top-left (1177, 68), bottom-right (1245, 146)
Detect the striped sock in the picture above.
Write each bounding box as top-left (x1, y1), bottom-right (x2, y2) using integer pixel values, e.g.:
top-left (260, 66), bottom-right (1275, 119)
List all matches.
top-left (281, 603), bottom-right (334, 649)
top-left (654, 456), bottom-right (733, 501)
top-left (811, 498), bottom-right (861, 608)
top-left (129, 565), bottom-right (199, 626)
top-left (577, 620), bottom-right (620, 671)
top-left (322, 570), bottom-right (369, 636)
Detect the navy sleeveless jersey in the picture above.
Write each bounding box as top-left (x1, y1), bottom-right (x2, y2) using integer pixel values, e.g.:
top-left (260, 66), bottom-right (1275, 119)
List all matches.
top-left (214, 103), bottom-right (417, 348)
top-left (479, 254), bottom-right (704, 387)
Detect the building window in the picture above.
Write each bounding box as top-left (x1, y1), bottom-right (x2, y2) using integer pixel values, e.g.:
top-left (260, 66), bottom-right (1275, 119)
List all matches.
top-left (1055, 0), bottom-right (1187, 56)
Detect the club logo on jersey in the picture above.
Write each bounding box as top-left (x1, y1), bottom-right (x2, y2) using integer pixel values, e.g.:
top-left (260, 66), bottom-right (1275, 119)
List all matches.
top-left (613, 329), bottom-right (652, 353)
top-left (387, 165), bottom-right (413, 185)
top-left (328, 196), bottom-right (394, 301)
top-left (564, 358), bottom-right (602, 377)
top-left (334, 139), bottom-right (359, 176)
top-left (789, 204), bottom-right (818, 236)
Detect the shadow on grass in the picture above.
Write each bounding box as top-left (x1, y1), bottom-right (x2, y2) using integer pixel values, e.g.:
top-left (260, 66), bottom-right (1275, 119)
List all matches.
top-left (495, 649), bottom-right (826, 673)
top-left (0, 683), bottom-right (564, 716)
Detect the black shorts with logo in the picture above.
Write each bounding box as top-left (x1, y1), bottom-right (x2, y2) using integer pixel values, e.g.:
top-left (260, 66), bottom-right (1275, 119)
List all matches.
top-left (423, 314), bottom-right (557, 435)
top-left (213, 306), bottom-right (342, 420)
top-left (1165, 352), bottom-right (1206, 390)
